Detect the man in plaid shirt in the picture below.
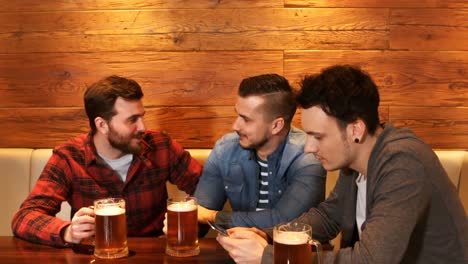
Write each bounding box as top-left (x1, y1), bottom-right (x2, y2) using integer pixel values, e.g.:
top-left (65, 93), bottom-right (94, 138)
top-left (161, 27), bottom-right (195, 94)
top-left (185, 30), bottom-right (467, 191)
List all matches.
top-left (11, 75), bottom-right (202, 247)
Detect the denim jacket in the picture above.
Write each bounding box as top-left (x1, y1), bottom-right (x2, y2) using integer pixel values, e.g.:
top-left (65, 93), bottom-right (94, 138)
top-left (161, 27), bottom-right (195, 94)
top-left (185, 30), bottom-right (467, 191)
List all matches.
top-left (194, 127), bottom-right (326, 229)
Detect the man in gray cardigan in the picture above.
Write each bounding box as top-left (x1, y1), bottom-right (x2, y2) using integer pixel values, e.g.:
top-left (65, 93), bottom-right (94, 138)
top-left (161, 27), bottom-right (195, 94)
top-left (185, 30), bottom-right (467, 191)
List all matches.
top-left (216, 65), bottom-right (467, 263)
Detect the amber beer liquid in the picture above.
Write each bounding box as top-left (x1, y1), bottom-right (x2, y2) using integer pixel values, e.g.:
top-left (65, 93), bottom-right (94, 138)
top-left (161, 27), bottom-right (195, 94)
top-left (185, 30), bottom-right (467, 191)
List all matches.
top-left (165, 197), bottom-right (200, 257)
top-left (274, 232), bottom-right (312, 264)
top-left (94, 198), bottom-right (128, 259)
top-left (274, 222), bottom-right (322, 264)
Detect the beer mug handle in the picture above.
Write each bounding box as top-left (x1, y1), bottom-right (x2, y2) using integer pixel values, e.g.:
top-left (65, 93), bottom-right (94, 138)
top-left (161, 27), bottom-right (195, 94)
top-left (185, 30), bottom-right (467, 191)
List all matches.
top-left (309, 239), bottom-right (323, 264)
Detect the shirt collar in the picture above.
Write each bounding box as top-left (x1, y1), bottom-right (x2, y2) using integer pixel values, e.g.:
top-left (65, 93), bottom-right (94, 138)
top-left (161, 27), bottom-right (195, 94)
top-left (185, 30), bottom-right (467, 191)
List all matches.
top-left (250, 131), bottom-right (289, 162)
top-left (267, 135), bottom-right (287, 161)
top-left (83, 133), bottom-right (102, 167)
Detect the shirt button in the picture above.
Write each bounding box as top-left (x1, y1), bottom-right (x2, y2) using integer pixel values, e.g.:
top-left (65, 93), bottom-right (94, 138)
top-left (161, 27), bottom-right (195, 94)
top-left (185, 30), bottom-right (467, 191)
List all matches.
top-left (278, 190), bottom-right (282, 194)
top-left (269, 171), bottom-right (272, 175)
top-left (225, 186), bottom-right (228, 190)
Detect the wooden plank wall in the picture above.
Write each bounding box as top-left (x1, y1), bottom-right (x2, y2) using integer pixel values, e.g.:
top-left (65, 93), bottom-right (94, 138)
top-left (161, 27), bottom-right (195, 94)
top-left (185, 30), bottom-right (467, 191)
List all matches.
top-left (0, 0), bottom-right (466, 149)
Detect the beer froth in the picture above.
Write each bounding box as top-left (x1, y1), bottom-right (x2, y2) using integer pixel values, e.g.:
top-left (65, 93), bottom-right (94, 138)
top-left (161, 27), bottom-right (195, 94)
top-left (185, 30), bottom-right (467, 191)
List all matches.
top-left (167, 203), bottom-right (197, 212)
top-left (95, 206), bottom-right (125, 216)
top-left (274, 232), bottom-right (309, 245)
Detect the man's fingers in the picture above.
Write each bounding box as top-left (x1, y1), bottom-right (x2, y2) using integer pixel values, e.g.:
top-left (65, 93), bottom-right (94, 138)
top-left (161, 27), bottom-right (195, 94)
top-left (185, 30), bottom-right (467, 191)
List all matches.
top-left (74, 206), bottom-right (95, 217)
top-left (216, 235), bottom-right (237, 251)
top-left (71, 222), bottom-right (95, 233)
top-left (70, 222), bottom-right (95, 241)
top-left (162, 212), bottom-right (168, 235)
top-left (68, 209), bottom-right (96, 243)
top-left (229, 230), bottom-right (257, 239)
top-left (217, 234), bottom-right (265, 264)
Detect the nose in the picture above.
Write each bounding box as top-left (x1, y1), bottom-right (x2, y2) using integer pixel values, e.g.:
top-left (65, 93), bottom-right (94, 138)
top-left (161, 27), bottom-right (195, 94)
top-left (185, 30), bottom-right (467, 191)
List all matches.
top-left (232, 117), bottom-right (241, 132)
top-left (137, 118), bottom-right (146, 132)
top-left (304, 139), bottom-right (318, 154)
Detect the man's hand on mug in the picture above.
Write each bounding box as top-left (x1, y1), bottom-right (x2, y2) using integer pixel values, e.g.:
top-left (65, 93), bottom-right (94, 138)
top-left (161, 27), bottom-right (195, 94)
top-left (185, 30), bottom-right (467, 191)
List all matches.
top-left (64, 206), bottom-right (95, 244)
top-left (216, 229), bottom-right (267, 264)
top-left (162, 212), bottom-right (168, 235)
top-left (197, 205), bottom-right (218, 224)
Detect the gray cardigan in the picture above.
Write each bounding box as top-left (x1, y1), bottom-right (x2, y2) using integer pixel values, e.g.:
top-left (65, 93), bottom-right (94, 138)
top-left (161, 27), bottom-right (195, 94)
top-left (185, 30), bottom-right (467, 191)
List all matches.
top-left (262, 124), bottom-right (467, 263)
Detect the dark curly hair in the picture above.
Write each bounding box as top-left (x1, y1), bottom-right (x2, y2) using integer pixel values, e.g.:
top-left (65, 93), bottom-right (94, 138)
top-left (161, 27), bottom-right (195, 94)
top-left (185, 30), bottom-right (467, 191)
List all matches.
top-left (84, 75), bottom-right (143, 134)
top-left (297, 65), bottom-right (380, 135)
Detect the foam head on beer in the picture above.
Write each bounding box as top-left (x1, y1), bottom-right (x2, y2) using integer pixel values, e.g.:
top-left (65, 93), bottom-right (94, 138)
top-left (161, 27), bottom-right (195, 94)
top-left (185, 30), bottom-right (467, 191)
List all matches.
top-left (95, 206), bottom-right (125, 216)
top-left (167, 203), bottom-right (197, 212)
top-left (274, 232), bottom-right (310, 245)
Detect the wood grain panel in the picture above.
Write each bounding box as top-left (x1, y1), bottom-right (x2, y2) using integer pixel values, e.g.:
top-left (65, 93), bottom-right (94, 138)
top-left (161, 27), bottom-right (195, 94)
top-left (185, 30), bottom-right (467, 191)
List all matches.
top-left (0, 0), bottom-right (284, 11)
top-left (285, 0), bottom-right (468, 8)
top-left (0, 108), bottom-right (89, 148)
top-left (0, 51), bottom-right (283, 107)
top-left (0, 105), bottom-right (390, 148)
top-left (389, 106), bottom-right (468, 149)
top-left (0, 107), bottom-right (236, 148)
top-left (390, 9), bottom-right (468, 26)
top-left (390, 25), bottom-right (468, 51)
top-left (284, 51), bottom-right (468, 107)
top-left (0, 31), bottom-right (388, 53)
top-left (389, 9), bottom-right (468, 51)
top-left (0, 9), bottom-right (388, 34)
top-left (0, 1), bottom-right (465, 151)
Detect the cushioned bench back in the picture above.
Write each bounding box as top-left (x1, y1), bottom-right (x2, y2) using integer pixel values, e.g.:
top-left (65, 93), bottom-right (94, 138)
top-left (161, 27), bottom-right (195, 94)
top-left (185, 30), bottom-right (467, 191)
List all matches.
top-left (3, 148), bottom-right (467, 237)
top-left (0, 149), bottom-right (33, 236)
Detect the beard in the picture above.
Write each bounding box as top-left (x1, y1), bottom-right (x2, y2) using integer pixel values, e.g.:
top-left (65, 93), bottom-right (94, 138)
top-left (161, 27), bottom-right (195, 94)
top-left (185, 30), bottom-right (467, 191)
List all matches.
top-left (108, 126), bottom-right (144, 155)
top-left (237, 131), bottom-right (270, 151)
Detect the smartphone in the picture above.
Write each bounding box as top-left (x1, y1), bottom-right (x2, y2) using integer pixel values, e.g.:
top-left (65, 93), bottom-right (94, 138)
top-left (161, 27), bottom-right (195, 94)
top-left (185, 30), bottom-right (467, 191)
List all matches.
top-left (207, 220), bottom-right (229, 237)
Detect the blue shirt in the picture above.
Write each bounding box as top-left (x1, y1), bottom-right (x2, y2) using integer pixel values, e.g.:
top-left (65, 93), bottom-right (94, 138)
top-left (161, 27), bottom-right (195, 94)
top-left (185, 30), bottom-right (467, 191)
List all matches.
top-left (194, 127), bottom-right (326, 229)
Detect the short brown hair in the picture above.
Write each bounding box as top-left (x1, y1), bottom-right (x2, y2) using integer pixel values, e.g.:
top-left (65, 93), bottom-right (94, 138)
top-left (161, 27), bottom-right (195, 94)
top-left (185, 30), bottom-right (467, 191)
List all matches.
top-left (84, 75), bottom-right (143, 134)
top-left (239, 74), bottom-right (296, 125)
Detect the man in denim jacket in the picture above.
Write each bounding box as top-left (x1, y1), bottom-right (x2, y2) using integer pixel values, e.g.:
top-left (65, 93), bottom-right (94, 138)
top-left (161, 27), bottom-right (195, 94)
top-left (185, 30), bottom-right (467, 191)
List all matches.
top-left (195, 74), bottom-right (326, 229)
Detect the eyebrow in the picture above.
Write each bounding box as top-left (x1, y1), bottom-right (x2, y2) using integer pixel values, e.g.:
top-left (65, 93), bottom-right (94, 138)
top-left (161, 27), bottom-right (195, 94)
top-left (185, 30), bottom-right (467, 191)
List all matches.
top-left (126, 111), bottom-right (145, 121)
top-left (305, 131), bottom-right (325, 137)
top-left (234, 106), bottom-right (249, 120)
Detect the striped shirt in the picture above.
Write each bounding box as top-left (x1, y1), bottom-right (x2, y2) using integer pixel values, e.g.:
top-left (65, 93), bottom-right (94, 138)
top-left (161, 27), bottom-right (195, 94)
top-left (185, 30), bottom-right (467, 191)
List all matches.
top-left (256, 157), bottom-right (269, 211)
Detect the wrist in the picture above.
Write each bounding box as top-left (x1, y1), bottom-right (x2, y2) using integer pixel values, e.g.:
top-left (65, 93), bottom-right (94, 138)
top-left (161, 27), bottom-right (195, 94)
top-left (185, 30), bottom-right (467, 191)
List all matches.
top-left (211, 211), bottom-right (218, 222)
top-left (61, 225), bottom-right (72, 244)
top-left (62, 224), bottom-right (80, 244)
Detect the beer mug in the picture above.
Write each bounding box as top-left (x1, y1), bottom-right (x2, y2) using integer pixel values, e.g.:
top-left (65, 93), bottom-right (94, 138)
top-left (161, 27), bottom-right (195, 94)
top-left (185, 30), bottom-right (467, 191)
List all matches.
top-left (274, 222), bottom-right (322, 264)
top-left (165, 196), bottom-right (200, 257)
top-left (93, 198), bottom-right (128, 259)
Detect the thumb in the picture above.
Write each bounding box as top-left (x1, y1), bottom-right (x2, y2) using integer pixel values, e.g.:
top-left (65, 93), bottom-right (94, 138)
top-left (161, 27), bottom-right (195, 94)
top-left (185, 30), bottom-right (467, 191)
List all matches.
top-left (163, 215), bottom-right (168, 235)
top-left (229, 230), bottom-right (253, 239)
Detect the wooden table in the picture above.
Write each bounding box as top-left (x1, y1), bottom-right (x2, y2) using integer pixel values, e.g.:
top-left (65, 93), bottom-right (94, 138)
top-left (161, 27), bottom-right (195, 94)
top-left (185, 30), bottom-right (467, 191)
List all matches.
top-left (0, 236), bottom-right (234, 264)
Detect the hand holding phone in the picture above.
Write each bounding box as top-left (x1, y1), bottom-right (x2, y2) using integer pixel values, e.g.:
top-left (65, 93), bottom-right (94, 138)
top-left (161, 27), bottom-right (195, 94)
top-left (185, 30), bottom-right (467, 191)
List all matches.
top-left (207, 220), bottom-right (229, 237)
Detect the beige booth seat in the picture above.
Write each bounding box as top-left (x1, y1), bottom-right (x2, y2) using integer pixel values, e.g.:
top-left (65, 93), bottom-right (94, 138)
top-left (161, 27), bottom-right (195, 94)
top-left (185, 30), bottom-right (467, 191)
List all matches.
top-left (2, 148), bottom-right (467, 237)
top-left (1, 149), bottom-right (33, 237)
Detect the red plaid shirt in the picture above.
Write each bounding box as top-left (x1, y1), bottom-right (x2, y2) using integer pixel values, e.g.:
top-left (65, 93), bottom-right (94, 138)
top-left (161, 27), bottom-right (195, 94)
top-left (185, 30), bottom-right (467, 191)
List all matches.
top-left (12, 130), bottom-right (202, 247)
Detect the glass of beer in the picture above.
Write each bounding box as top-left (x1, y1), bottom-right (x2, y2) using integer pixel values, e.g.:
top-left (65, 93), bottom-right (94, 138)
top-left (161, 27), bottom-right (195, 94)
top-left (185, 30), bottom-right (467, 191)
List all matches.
top-left (165, 196), bottom-right (199, 257)
top-left (274, 222), bottom-right (322, 264)
top-left (93, 198), bottom-right (128, 259)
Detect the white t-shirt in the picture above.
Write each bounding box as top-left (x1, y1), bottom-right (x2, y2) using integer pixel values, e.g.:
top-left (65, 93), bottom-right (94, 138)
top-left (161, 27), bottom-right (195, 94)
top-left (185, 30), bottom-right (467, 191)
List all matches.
top-left (355, 173), bottom-right (367, 238)
top-left (99, 153), bottom-right (133, 182)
